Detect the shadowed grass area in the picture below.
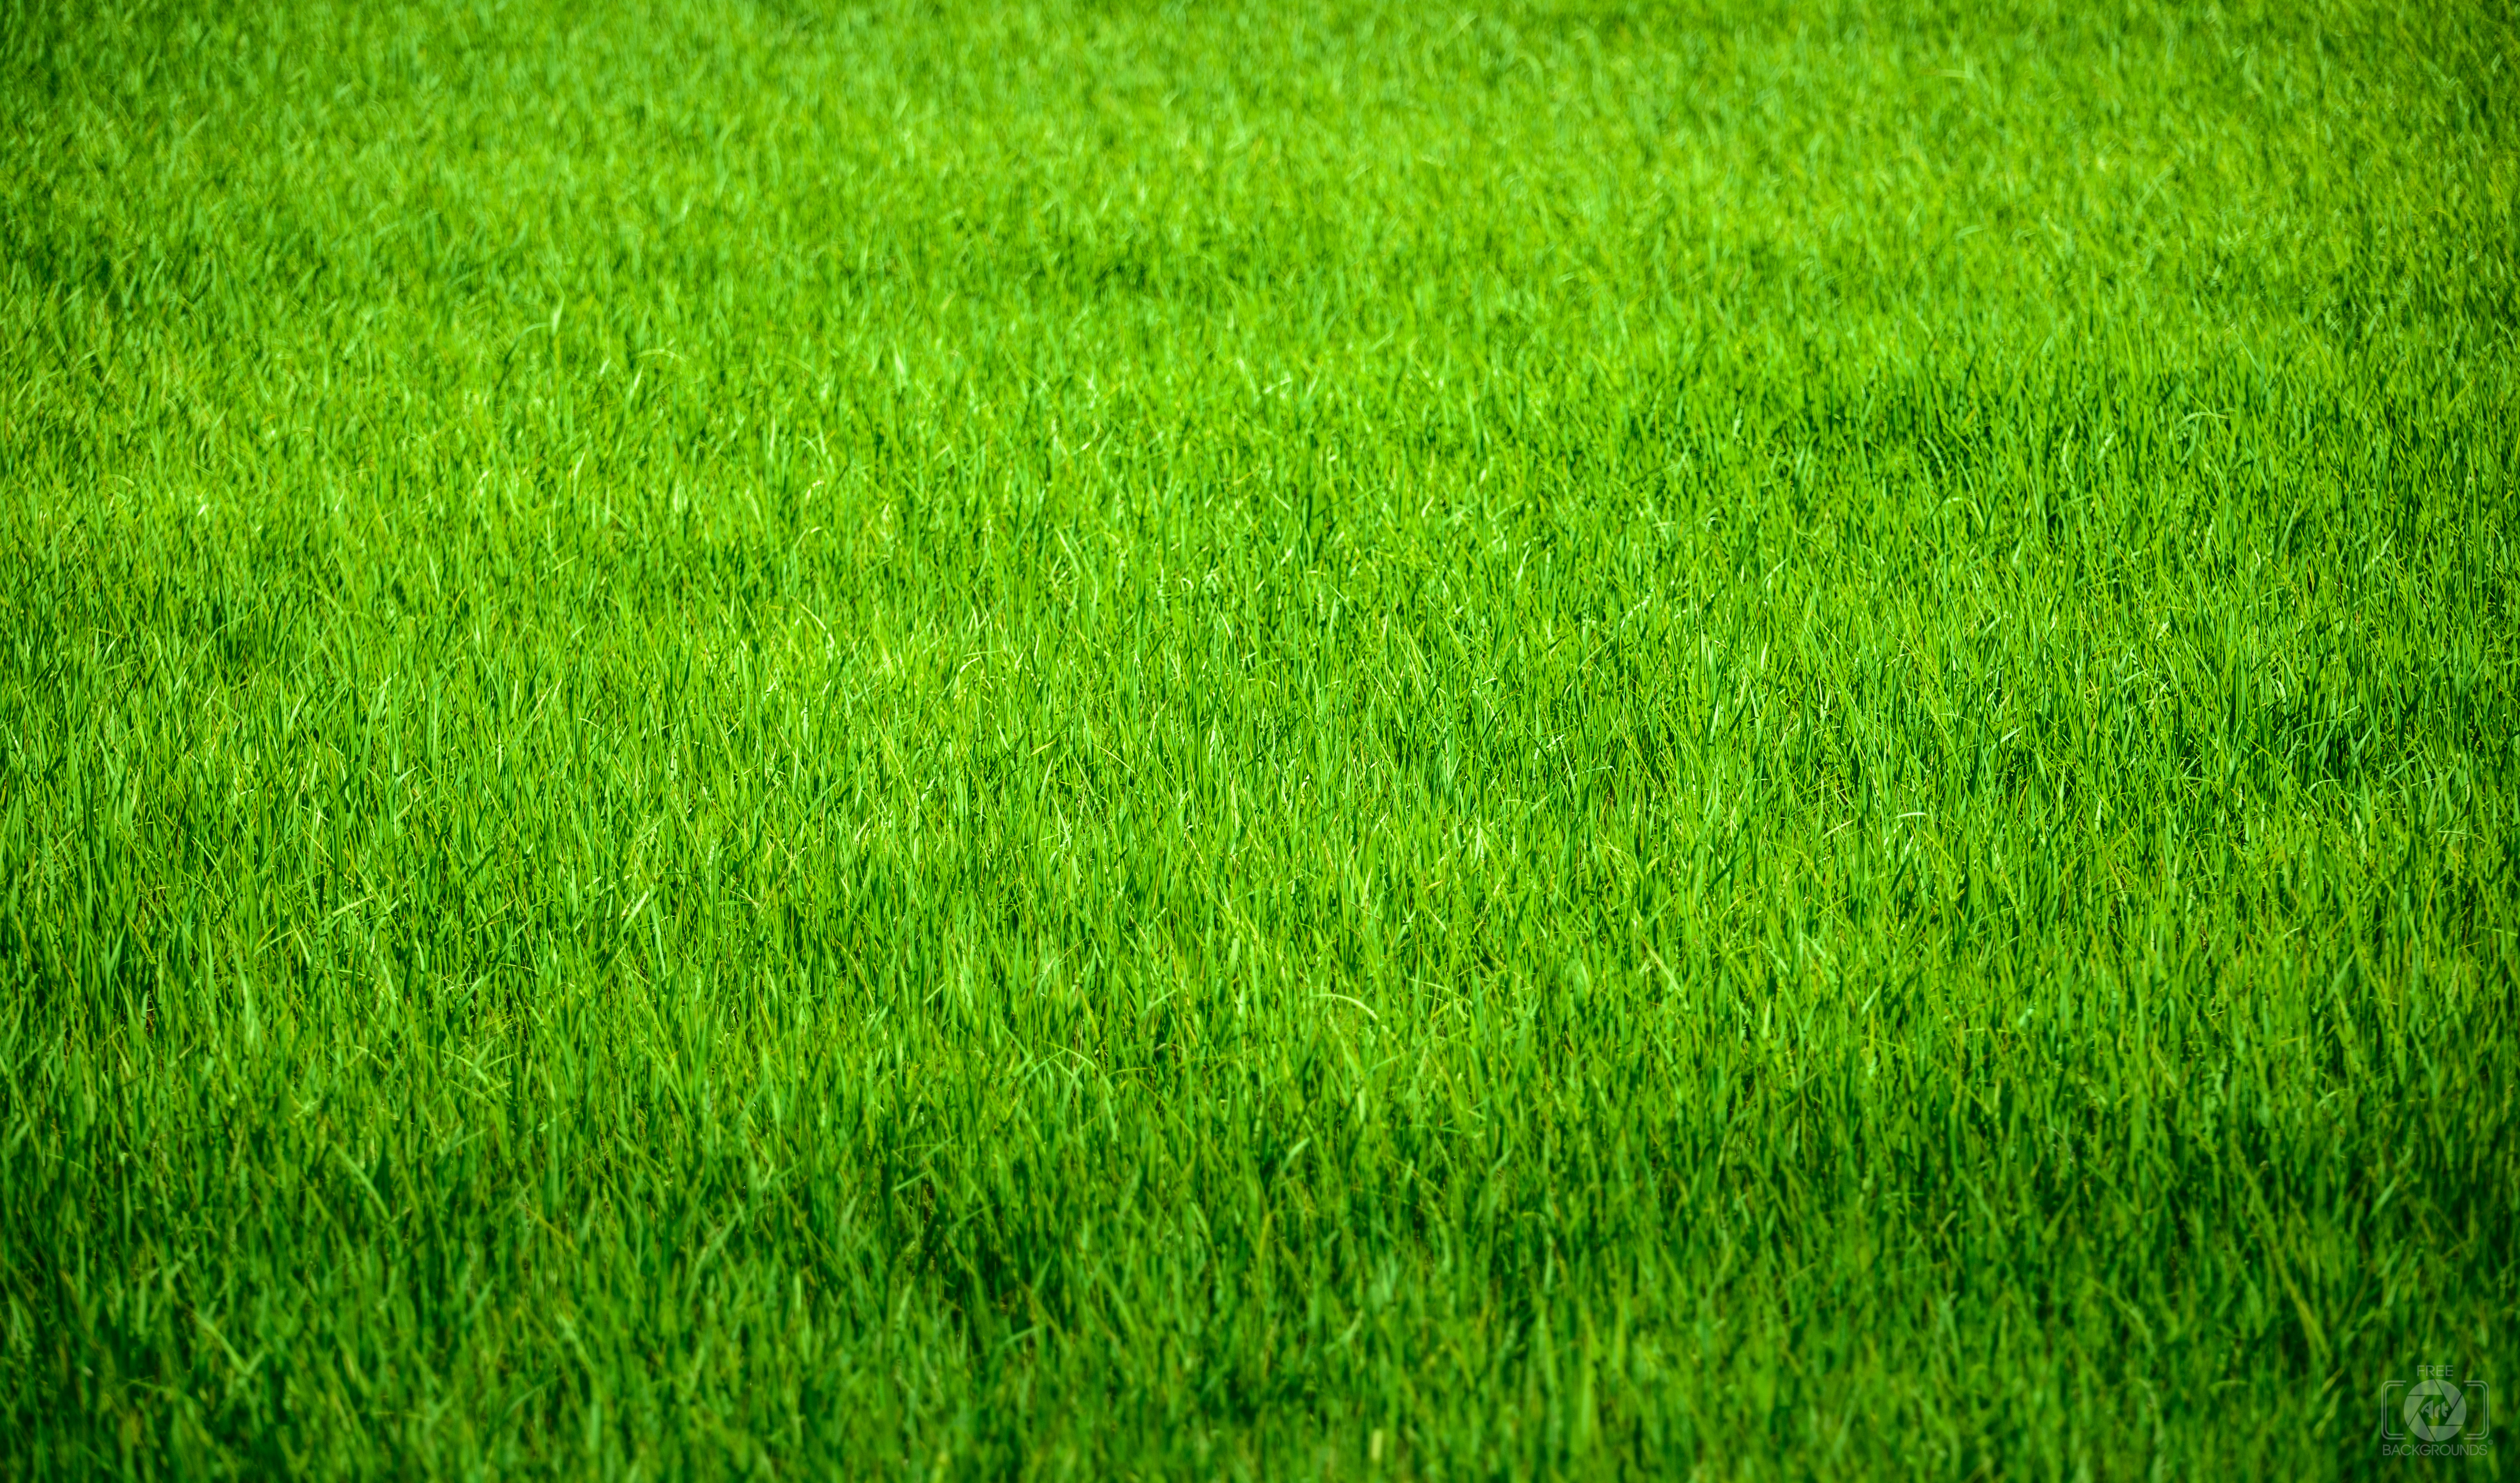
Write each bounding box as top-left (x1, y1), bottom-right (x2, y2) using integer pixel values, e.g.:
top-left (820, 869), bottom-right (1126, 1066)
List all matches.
top-left (2, 0), bottom-right (2515, 1476)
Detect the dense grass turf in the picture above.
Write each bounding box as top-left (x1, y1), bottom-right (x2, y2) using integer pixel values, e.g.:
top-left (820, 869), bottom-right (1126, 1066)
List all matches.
top-left (4, 0), bottom-right (2517, 1475)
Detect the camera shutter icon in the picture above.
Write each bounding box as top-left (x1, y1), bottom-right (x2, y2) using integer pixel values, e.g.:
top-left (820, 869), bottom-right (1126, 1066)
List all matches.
top-left (2405, 1380), bottom-right (2467, 1444)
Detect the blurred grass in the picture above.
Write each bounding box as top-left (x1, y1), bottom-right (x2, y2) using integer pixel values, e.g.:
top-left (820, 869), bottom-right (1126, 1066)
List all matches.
top-left (2, 0), bottom-right (2516, 1476)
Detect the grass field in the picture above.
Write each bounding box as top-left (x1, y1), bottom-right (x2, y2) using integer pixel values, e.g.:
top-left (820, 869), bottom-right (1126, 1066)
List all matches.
top-left (3, 0), bottom-right (2517, 1475)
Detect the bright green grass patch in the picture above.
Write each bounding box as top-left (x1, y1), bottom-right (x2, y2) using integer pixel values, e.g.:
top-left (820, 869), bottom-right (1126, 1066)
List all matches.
top-left (3, 0), bottom-right (2515, 1476)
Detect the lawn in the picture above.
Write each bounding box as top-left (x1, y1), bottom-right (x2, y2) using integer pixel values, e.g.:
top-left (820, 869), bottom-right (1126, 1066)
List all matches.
top-left (2, 0), bottom-right (2515, 1476)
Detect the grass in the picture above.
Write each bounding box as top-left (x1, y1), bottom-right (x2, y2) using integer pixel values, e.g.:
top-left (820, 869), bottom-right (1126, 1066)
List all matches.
top-left (2, 0), bottom-right (2516, 1475)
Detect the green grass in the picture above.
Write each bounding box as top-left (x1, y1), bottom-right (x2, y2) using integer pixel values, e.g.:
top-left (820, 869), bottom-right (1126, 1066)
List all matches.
top-left (3, 0), bottom-right (2516, 1475)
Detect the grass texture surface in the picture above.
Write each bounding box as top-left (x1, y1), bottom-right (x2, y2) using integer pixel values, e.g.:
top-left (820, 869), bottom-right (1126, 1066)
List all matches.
top-left (3, 0), bottom-right (2517, 1476)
